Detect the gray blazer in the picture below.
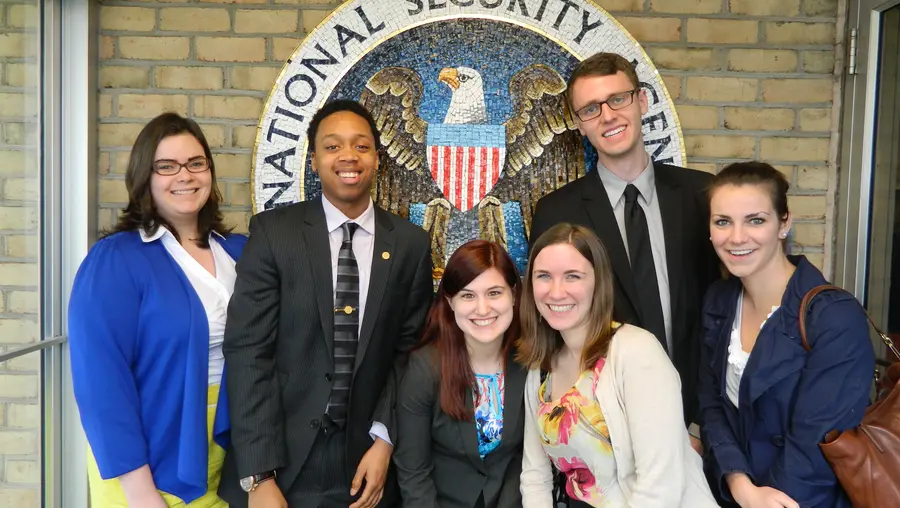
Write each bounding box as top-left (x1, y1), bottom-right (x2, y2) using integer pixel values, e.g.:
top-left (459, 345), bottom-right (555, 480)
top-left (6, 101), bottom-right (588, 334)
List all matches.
top-left (394, 344), bottom-right (526, 508)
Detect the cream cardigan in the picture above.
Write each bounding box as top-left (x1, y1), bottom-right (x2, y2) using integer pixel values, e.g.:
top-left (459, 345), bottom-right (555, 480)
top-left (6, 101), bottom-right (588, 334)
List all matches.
top-left (520, 324), bottom-right (718, 507)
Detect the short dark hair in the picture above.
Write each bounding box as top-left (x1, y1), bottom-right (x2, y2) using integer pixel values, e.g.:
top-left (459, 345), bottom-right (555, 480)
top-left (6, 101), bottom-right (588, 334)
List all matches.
top-left (105, 112), bottom-right (231, 247)
top-left (307, 99), bottom-right (382, 153)
top-left (708, 161), bottom-right (791, 222)
top-left (566, 52), bottom-right (640, 109)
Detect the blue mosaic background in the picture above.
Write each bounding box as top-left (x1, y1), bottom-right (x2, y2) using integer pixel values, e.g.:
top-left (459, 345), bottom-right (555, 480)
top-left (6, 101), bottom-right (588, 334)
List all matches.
top-left (304, 18), bottom-right (582, 199)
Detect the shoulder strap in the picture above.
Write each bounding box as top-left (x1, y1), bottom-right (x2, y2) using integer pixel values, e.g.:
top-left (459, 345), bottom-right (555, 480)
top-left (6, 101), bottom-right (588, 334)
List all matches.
top-left (799, 284), bottom-right (899, 360)
top-left (798, 284), bottom-right (843, 351)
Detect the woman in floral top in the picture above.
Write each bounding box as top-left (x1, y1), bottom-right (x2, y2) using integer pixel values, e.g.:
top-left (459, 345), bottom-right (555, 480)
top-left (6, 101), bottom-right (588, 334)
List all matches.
top-left (517, 224), bottom-right (717, 508)
top-left (394, 240), bottom-right (527, 508)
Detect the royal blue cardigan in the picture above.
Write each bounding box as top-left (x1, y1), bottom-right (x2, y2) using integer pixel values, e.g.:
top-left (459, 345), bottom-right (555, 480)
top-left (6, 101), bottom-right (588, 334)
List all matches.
top-left (68, 230), bottom-right (246, 503)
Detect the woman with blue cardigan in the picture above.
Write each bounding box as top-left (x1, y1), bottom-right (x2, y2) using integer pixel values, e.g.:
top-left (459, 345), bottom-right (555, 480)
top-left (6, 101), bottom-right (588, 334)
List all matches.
top-left (698, 162), bottom-right (874, 508)
top-left (68, 113), bottom-right (246, 508)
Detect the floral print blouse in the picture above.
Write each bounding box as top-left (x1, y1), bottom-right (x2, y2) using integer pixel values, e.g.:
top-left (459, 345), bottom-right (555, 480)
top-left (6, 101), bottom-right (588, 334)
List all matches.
top-left (474, 371), bottom-right (505, 458)
top-left (537, 357), bottom-right (625, 507)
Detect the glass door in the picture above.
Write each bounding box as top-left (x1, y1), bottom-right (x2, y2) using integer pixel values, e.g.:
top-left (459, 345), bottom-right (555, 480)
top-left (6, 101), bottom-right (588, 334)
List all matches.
top-left (837, 0), bottom-right (900, 366)
top-left (865, 3), bottom-right (900, 361)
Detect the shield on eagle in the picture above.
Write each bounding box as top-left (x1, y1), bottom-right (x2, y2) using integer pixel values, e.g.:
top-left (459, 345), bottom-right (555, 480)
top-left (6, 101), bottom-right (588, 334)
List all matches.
top-left (426, 124), bottom-right (507, 212)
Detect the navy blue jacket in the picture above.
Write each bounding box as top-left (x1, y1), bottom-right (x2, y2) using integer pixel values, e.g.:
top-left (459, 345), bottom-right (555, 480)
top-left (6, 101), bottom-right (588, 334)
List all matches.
top-left (698, 256), bottom-right (874, 508)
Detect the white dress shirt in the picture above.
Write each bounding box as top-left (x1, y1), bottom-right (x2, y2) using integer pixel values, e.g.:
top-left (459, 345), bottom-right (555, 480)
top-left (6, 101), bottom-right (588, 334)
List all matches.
top-left (321, 195), bottom-right (391, 445)
top-left (140, 227), bottom-right (236, 385)
top-left (596, 160), bottom-right (673, 354)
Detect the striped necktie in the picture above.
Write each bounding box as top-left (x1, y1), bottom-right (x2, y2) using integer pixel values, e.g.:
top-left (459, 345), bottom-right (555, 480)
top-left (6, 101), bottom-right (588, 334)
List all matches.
top-left (326, 221), bottom-right (359, 427)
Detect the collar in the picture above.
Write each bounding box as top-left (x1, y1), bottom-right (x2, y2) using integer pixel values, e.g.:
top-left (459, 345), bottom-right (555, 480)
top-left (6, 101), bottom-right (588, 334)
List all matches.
top-left (773, 255), bottom-right (828, 330)
top-left (703, 255), bottom-right (826, 326)
top-left (139, 225), bottom-right (226, 243)
top-left (321, 194), bottom-right (375, 235)
top-left (596, 157), bottom-right (656, 206)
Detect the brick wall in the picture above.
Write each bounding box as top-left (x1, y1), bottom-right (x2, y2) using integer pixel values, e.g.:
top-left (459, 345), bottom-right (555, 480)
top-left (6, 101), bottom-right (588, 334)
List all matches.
top-left (0, 0), bottom-right (43, 506)
top-left (96, 0), bottom-right (841, 271)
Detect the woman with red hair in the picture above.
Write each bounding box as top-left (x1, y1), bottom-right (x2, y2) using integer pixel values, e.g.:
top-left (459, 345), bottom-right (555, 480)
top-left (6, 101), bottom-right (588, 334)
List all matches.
top-left (394, 240), bottom-right (526, 508)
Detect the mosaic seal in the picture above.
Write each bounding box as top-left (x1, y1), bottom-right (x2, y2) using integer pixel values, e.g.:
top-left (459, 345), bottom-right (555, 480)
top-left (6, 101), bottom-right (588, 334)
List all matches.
top-left (253, 0), bottom-right (685, 276)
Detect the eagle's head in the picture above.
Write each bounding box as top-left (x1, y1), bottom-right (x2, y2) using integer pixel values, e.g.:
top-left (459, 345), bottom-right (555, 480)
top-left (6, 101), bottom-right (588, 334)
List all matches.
top-left (439, 66), bottom-right (488, 125)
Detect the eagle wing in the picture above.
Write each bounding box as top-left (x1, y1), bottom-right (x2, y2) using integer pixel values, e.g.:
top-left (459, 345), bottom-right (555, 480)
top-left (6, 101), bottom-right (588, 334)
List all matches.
top-left (359, 67), bottom-right (439, 217)
top-left (359, 67), bottom-right (449, 267)
top-left (489, 63), bottom-right (584, 239)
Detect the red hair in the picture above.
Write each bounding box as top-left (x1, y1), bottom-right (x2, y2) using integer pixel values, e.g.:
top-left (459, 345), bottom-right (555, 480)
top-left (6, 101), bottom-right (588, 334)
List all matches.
top-left (415, 240), bottom-right (522, 421)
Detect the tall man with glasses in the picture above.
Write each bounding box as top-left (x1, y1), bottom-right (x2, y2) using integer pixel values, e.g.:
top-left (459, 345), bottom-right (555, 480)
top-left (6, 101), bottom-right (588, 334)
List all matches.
top-left (530, 52), bottom-right (720, 450)
top-left (218, 100), bottom-right (433, 508)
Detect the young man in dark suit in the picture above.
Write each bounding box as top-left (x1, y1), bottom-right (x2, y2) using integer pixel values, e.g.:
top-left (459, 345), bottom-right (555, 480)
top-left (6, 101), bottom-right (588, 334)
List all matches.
top-left (219, 100), bottom-right (433, 508)
top-left (529, 53), bottom-right (720, 450)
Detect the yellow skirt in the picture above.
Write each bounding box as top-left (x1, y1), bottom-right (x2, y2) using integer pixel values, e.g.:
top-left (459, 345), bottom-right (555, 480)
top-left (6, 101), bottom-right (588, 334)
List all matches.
top-left (87, 384), bottom-right (227, 508)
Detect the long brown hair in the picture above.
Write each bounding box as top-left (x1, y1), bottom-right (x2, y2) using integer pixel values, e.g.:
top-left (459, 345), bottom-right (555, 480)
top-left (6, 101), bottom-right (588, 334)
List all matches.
top-left (104, 112), bottom-right (232, 247)
top-left (707, 161), bottom-right (790, 221)
top-left (415, 240), bottom-right (522, 421)
top-left (517, 223), bottom-right (617, 372)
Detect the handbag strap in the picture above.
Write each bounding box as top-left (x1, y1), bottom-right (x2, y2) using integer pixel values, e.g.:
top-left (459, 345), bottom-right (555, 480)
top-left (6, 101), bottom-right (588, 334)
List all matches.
top-left (798, 284), bottom-right (900, 360)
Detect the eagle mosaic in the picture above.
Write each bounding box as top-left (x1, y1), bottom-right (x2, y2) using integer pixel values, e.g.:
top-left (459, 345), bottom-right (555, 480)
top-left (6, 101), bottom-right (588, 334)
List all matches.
top-left (361, 63), bottom-right (584, 275)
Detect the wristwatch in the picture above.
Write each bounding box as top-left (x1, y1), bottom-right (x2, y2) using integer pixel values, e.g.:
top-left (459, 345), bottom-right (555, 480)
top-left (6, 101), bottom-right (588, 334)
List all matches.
top-left (240, 470), bottom-right (276, 492)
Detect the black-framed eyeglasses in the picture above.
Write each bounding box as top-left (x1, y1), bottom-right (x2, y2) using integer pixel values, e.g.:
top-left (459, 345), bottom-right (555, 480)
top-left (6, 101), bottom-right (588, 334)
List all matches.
top-left (574, 90), bottom-right (637, 122)
top-left (152, 157), bottom-right (210, 176)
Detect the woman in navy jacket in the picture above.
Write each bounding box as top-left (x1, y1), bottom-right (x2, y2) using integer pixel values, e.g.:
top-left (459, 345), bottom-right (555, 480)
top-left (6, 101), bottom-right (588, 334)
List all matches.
top-left (68, 113), bottom-right (245, 507)
top-left (698, 162), bottom-right (874, 508)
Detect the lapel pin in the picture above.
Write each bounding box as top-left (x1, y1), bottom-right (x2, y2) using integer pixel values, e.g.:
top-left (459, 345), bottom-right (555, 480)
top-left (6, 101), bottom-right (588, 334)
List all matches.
top-left (382, 251), bottom-right (390, 260)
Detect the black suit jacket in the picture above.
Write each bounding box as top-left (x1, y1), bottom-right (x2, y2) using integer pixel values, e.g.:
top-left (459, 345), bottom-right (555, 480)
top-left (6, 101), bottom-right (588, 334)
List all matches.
top-left (394, 345), bottom-right (526, 508)
top-left (529, 163), bottom-right (720, 422)
top-left (219, 197), bottom-right (433, 506)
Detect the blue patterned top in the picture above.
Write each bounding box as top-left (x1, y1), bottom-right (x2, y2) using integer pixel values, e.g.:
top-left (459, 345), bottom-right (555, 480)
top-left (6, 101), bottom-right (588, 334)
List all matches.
top-left (473, 371), bottom-right (505, 458)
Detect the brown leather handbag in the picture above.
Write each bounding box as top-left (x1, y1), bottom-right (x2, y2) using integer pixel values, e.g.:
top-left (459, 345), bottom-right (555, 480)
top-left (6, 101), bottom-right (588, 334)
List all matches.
top-left (799, 284), bottom-right (900, 508)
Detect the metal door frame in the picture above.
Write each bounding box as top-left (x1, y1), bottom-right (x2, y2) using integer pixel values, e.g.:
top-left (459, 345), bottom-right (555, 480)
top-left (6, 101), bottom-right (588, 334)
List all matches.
top-left (835, 0), bottom-right (900, 296)
top-left (835, 0), bottom-right (900, 364)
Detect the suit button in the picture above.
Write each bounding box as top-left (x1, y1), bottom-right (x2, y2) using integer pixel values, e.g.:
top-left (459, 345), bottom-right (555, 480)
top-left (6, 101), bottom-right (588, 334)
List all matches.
top-left (325, 373), bottom-right (333, 382)
top-left (310, 419), bottom-right (320, 429)
top-left (772, 435), bottom-right (785, 447)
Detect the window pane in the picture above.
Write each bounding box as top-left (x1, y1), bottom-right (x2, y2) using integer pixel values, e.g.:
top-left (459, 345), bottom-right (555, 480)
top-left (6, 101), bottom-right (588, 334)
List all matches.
top-left (0, 0), bottom-right (43, 506)
top-left (0, 349), bottom-right (42, 507)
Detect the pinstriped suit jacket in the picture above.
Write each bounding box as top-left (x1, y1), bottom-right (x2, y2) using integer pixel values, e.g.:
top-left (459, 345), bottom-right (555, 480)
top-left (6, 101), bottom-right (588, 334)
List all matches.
top-left (218, 197), bottom-right (433, 506)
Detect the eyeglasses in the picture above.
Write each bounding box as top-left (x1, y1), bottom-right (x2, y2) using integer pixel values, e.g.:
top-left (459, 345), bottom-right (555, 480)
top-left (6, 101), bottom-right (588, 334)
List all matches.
top-left (574, 90), bottom-right (637, 122)
top-left (152, 157), bottom-right (210, 176)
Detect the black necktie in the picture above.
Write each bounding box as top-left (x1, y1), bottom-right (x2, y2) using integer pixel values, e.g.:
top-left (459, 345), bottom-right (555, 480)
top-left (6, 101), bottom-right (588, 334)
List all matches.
top-left (327, 222), bottom-right (359, 426)
top-left (623, 184), bottom-right (667, 352)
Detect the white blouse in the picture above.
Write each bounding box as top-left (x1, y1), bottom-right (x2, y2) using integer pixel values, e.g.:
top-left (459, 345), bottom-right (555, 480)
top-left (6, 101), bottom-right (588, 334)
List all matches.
top-left (142, 228), bottom-right (236, 385)
top-left (726, 292), bottom-right (780, 407)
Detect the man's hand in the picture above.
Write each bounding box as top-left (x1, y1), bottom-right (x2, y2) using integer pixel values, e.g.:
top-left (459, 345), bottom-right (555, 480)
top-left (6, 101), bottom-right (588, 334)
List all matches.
top-left (349, 437), bottom-right (393, 508)
top-left (689, 435), bottom-right (703, 455)
top-left (248, 480), bottom-right (288, 508)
